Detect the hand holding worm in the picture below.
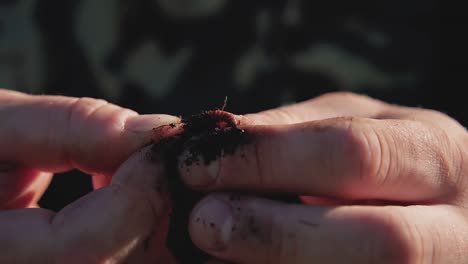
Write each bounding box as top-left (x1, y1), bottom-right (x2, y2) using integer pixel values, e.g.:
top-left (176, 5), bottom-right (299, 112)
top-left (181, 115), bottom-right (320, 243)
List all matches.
top-left (0, 89), bottom-right (180, 263)
top-left (182, 92), bottom-right (468, 264)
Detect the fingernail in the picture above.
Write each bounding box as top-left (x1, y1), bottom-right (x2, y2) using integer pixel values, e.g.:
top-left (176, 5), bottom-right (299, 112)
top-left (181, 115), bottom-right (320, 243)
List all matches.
top-left (179, 151), bottom-right (220, 187)
top-left (125, 114), bottom-right (181, 132)
top-left (189, 196), bottom-right (233, 251)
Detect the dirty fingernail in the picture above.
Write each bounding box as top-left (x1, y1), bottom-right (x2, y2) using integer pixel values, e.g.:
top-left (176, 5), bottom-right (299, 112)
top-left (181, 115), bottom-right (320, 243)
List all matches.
top-left (126, 114), bottom-right (181, 132)
top-left (179, 151), bottom-right (220, 187)
top-left (189, 196), bottom-right (233, 251)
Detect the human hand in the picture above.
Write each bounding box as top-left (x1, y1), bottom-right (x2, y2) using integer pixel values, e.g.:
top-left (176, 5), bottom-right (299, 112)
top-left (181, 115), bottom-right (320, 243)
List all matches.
top-left (181, 92), bottom-right (468, 263)
top-left (0, 89), bottom-right (180, 263)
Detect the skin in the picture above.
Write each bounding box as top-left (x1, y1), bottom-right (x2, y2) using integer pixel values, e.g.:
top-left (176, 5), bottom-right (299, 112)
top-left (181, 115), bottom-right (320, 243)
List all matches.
top-left (2, 89), bottom-right (467, 263)
top-left (182, 92), bottom-right (468, 264)
top-left (0, 89), bottom-right (236, 263)
top-left (0, 89), bottom-right (186, 263)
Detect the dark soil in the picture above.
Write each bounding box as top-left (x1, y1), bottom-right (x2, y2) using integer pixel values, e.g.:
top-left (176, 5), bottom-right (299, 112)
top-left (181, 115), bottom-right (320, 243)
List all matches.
top-left (150, 110), bottom-right (249, 263)
top-left (150, 109), bottom-right (301, 263)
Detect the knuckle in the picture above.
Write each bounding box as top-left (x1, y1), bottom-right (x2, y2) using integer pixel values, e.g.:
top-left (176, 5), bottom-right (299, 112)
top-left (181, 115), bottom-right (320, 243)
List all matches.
top-left (68, 97), bottom-right (109, 123)
top-left (338, 118), bottom-right (387, 189)
top-left (66, 97), bottom-right (108, 140)
top-left (358, 210), bottom-right (424, 264)
top-left (68, 97), bottom-right (135, 130)
top-left (64, 97), bottom-right (135, 169)
top-left (455, 134), bottom-right (468, 193)
top-left (64, 97), bottom-right (109, 165)
top-left (383, 208), bottom-right (430, 264)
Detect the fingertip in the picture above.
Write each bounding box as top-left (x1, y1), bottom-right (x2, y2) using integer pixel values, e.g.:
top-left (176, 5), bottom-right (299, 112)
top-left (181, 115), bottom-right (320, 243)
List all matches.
top-left (179, 150), bottom-right (220, 189)
top-left (189, 195), bottom-right (234, 252)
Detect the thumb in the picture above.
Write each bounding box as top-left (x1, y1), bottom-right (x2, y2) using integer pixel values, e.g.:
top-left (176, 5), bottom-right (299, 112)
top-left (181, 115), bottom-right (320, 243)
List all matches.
top-left (0, 146), bottom-right (172, 263)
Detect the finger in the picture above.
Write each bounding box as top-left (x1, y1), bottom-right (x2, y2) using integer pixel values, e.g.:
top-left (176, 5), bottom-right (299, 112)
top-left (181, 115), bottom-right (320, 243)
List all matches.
top-left (0, 146), bottom-right (172, 263)
top-left (239, 91), bottom-right (467, 147)
top-left (238, 92), bottom-right (389, 125)
top-left (0, 166), bottom-right (52, 209)
top-left (181, 117), bottom-right (461, 202)
top-left (0, 89), bottom-right (180, 175)
top-left (240, 91), bottom-right (466, 137)
top-left (189, 193), bottom-right (468, 264)
top-left (124, 213), bottom-right (176, 264)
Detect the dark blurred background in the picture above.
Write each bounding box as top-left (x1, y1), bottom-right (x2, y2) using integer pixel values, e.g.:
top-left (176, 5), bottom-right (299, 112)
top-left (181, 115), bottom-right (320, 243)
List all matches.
top-left (0, 0), bottom-right (447, 211)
